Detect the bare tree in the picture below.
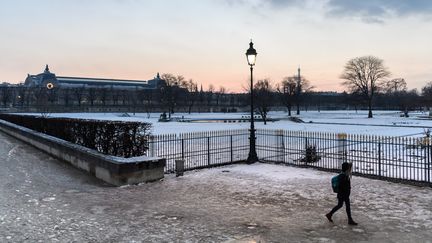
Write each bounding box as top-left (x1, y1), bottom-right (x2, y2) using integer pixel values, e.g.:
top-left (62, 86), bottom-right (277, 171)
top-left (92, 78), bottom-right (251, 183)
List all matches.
top-left (121, 90), bottom-right (128, 105)
top-left (384, 78), bottom-right (409, 116)
top-left (111, 87), bottom-right (120, 106)
top-left (16, 85), bottom-right (28, 108)
top-left (215, 86), bottom-right (226, 107)
top-left (346, 91), bottom-right (363, 113)
top-left (422, 82), bottom-right (432, 112)
top-left (47, 88), bottom-right (58, 105)
top-left (87, 88), bottom-right (97, 106)
top-left (128, 88), bottom-right (138, 115)
top-left (341, 56), bottom-right (391, 118)
top-left (400, 89), bottom-right (419, 117)
top-left (138, 89), bottom-right (153, 118)
top-left (99, 88), bottom-right (109, 106)
top-left (160, 73), bottom-right (186, 117)
top-left (34, 87), bottom-right (51, 117)
top-left (277, 77), bottom-right (297, 116)
top-left (295, 76), bottom-right (313, 115)
top-left (0, 85), bottom-right (13, 107)
top-left (62, 88), bottom-right (71, 107)
top-left (184, 79), bottom-right (198, 114)
top-left (384, 78), bottom-right (407, 93)
top-left (254, 79), bottom-right (274, 125)
top-left (206, 84), bottom-right (215, 110)
top-left (73, 86), bottom-right (85, 106)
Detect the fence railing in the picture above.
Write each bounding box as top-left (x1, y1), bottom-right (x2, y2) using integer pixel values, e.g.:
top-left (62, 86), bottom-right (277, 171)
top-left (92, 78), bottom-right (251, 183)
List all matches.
top-left (148, 130), bottom-right (250, 173)
top-left (256, 129), bottom-right (431, 184)
top-left (149, 128), bottom-right (431, 185)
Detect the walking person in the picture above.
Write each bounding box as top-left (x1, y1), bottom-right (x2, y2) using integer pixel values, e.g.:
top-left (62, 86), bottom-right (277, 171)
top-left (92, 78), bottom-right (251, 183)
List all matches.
top-left (326, 162), bottom-right (358, 225)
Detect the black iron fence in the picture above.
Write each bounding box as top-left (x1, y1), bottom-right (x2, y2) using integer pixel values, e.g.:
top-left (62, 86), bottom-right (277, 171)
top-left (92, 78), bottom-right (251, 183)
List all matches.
top-left (149, 129), bottom-right (431, 185)
top-left (148, 130), bottom-right (250, 173)
top-left (256, 129), bottom-right (431, 185)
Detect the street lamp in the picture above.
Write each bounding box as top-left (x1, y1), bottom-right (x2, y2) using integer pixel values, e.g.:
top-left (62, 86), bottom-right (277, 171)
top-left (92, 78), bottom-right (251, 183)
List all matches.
top-left (246, 40), bottom-right (258, 163)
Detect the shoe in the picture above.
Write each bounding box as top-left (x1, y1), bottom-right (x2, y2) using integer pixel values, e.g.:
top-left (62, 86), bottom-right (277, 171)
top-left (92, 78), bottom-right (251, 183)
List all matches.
top-left (325, 213), bottom-right (333, 223)
top-left (348, 220), bottom-right (358, 226)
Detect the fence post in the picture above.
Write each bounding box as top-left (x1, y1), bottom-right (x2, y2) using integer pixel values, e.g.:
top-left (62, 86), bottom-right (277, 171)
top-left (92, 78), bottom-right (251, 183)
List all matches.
top-left (378, 141), bottom-right (381, 179)
top-left (181, 138), bottom-right (185, 160)
top-left (175, 159), bottom-right (184, 177)
top-left (337, 133), bottom-right (347, 167)
top-left (230, 135), bottom-right (233, 162)
top-left (276, 130), bottom-right (284, 163)
top-left (429, 142), bottom-right (431, 186)
top-left (426, 138), bottom-right (430, 184)
top-left (207, 136), bottom-right (210, 166)
top-left (304, 137), bottom-right (308, 165)
top-left (149, 135), bottom-right (155, 157)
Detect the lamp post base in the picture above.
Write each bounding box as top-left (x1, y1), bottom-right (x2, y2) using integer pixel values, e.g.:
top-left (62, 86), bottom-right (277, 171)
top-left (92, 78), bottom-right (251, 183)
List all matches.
top-left (247, 152), bottom-right (258, 164)
top-left (247, 130), bottom-right (258, 164)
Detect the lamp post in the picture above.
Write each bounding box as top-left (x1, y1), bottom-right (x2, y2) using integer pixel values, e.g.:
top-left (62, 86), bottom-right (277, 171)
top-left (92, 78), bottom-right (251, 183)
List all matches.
top-left (246, 40), bottom-right (258, 163)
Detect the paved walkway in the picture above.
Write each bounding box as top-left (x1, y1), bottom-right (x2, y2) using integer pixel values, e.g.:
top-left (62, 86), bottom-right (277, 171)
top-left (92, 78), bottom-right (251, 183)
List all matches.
top-left (1, 131), bottom-right (432, 242)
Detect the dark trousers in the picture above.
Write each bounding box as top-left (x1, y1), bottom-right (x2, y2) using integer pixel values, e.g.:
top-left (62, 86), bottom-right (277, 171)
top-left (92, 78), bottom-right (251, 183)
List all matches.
top-left (329, 196), bottom-right (353, 220)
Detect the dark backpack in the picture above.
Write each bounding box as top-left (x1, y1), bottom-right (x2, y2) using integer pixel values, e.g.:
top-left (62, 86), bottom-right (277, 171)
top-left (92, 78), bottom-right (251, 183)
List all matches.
top-left (331, 174), bottom-right (342, 193)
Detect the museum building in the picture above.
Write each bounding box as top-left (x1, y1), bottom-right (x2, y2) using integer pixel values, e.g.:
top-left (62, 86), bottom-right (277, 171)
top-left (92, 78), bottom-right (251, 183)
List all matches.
top-left (24, 65), bottom-right (163, 90)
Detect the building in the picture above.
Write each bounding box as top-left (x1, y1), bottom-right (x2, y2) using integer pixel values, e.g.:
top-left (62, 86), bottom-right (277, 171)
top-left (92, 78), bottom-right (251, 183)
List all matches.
top-left (2, 65), bottom-right (248, 113)
top-left (24, 65), bottom-right (163, 90)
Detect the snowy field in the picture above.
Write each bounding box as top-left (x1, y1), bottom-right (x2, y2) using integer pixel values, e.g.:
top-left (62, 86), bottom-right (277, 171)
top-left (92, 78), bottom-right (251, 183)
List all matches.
top-left (1, 130), bottom-right (432, 242)
top-left (13, 110), bottom-right (432, 183)
top-left (22, 110), bottom-right (432, 137)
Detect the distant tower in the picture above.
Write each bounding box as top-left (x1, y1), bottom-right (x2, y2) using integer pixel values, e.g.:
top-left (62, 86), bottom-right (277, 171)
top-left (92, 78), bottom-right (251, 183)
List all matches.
top-left (156, 72), bottom-right (160, 79)
top-left (44, 64), bottom-right (50, 73)
top-left (298, 66), bottom-right (301, 80)
top-left (296, 66), bottom-right (301, 115)
top-left (297, 66), bottom-right (301, 90)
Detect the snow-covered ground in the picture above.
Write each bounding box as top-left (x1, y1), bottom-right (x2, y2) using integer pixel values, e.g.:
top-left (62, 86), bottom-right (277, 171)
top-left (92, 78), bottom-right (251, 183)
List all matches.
top-left (19, 110), bottom-right (432, 137)
top-left (1, 131), bottom-right (432, 242)
top-left (12, 111), bottom-right (432, 183)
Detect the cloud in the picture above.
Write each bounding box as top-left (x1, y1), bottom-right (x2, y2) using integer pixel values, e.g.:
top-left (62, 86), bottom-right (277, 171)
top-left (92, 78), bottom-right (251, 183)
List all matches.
top-left (266, 0), bottom-right (303, 7)
top-left (222, 0), bottom-right (304, 8)
top-left (327, 0), bottom-right (432, 18)
top-left (221, 0), bottom-right (432, 23)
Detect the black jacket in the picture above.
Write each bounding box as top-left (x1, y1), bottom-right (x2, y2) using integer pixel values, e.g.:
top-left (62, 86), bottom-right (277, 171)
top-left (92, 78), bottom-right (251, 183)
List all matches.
top-left (337, 174), bottom-right (351, 198)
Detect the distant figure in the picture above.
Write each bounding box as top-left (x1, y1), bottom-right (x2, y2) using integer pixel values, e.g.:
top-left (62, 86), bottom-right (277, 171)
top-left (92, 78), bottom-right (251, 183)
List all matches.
top-left (326, 162), bottom-right (358, 225)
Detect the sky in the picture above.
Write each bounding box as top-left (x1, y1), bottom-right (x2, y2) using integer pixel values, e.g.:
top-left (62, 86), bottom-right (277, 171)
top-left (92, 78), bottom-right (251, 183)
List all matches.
top-left (0, 0), bottom-right (431, 92)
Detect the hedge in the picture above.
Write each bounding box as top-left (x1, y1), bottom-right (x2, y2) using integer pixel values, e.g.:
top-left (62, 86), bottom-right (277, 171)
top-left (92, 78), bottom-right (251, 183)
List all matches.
top-left (0, 114), bottom-right (152, 158)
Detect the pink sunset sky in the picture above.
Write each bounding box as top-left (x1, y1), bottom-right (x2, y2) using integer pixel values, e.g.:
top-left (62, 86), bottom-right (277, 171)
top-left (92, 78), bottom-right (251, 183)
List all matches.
top-left (1, 0), bottom-right (431, 92)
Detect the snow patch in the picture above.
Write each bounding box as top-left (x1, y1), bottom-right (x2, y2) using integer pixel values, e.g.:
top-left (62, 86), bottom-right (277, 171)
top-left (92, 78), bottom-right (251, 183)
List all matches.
top-left (218, 163), bottom-right (328, 181)
top-left (42, 197), bottom-right (56, 202)
top-left (7, 145), bottom-right (20, 157)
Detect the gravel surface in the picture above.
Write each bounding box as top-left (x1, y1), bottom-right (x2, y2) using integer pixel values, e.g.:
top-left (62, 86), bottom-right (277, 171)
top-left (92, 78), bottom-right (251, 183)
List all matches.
top-left (1, 131), bottom-right (432, 242)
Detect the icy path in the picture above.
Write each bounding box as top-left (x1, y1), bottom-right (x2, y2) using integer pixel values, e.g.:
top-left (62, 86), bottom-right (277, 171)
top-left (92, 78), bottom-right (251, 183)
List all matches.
top-left (1, 131), bottom-right (432, 242)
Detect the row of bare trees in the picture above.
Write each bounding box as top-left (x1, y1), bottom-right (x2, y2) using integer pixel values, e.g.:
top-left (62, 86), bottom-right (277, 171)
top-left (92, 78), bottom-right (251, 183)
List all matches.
top-left (245, 54), bottom-right (432, 121)
top-left (158, 74), bottom-right (231, 117)
top-left (340, 55), bottom-right (426, 118)
top-left (250, 75), bottom-right (313, 124)
top-left (0, 74), bottom-right (240, 115)
top-left (249, 55), bottom-right (432, 122)
top-left (1, 58), bottom-right (432, 118)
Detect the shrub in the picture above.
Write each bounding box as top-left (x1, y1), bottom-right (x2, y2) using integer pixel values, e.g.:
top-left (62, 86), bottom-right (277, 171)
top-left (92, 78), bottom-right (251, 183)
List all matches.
top-left (301, 144), bottom-right (321, 163)
top-left (0, 114), bottom-right (152, 158)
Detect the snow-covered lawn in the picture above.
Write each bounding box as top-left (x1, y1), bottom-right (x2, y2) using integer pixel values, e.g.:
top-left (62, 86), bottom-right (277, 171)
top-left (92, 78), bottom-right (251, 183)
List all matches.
top-left (20, 110), bottom-right (432, 136)
top-left (12, 111), bottom-right (432, 183)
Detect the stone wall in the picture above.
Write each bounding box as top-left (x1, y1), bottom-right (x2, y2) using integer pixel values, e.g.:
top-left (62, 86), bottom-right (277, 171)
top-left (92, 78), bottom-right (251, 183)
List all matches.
top-left (0, 119), bottom-right (165, 186)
